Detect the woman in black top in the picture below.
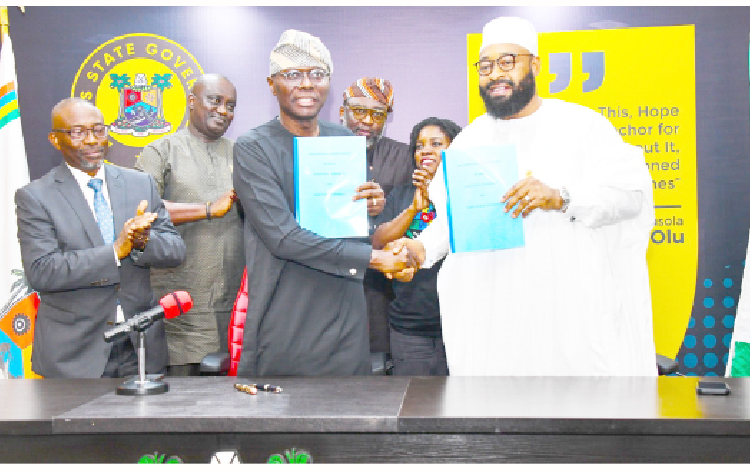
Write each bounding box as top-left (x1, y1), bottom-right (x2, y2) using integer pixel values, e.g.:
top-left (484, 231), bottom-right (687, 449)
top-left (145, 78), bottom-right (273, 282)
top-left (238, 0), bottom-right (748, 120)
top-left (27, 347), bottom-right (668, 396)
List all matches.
top-left (372, 117), bottom-right (461, 375)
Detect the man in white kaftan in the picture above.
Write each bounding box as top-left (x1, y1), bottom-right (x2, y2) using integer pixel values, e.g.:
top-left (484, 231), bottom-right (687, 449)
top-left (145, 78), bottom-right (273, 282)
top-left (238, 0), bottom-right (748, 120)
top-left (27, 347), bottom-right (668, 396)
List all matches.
top-left (399, 17), bottom-right (657, 376)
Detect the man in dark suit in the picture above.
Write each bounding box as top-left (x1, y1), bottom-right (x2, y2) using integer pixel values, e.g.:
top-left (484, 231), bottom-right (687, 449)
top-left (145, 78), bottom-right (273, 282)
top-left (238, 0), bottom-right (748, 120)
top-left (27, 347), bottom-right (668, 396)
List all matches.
top-left (15, 98), bottom-right (186, 379)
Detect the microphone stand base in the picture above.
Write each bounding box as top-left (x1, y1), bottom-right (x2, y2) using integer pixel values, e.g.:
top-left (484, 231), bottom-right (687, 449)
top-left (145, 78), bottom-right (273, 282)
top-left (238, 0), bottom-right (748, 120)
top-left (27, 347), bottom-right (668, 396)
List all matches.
top-left (116, 375), bottom-right (169, 396)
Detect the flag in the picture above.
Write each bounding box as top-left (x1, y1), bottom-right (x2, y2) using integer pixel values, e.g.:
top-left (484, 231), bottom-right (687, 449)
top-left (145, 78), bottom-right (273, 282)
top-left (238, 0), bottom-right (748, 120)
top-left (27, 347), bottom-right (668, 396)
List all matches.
top-left (0, 32), bottom-right (41, 379)
top-left (727, 235), bottom-right (750, 376)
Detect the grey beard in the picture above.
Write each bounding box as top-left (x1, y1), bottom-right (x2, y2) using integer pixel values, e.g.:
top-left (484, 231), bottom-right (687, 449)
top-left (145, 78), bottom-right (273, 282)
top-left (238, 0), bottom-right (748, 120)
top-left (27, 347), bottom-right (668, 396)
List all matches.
top-left (366, 132), bottom-right (384, 149)
top-left (342, 114), bottom-right (385, 149)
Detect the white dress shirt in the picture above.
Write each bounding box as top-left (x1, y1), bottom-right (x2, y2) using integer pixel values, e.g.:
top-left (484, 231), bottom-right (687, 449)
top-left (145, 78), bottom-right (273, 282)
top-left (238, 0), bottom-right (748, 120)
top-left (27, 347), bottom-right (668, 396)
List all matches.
top-left (65, 163), bottom-right (124, 323)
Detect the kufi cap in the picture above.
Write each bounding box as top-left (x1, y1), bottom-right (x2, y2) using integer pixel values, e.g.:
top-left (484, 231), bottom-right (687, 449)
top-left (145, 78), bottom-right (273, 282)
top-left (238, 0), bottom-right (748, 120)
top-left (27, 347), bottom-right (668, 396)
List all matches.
top-left (343, 77), bottom-right (394, 112)
top-left (480, 17), bottom-right (538, 56)
top-left (270, 29), bottom-right (333, 76)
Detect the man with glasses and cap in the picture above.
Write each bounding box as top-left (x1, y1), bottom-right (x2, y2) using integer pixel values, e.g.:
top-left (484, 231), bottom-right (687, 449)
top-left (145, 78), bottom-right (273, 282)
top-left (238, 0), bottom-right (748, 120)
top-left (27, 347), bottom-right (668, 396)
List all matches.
top-left (340, 77), bottom-right (413, 363)
top-left (340, 77), bottom-right (412, 202)
top-left (394, 16), bottom-right (657, 376)
top-left (14, 98), bottom-right (185, 378)
top-left (233, 30), bottom-right (411, 376)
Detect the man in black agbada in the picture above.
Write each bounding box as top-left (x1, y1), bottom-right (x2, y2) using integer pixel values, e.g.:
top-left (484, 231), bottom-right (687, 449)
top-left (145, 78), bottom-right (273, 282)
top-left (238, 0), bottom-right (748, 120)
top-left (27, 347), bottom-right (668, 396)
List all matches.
top-left (233, 29), bottom-right (410, 376)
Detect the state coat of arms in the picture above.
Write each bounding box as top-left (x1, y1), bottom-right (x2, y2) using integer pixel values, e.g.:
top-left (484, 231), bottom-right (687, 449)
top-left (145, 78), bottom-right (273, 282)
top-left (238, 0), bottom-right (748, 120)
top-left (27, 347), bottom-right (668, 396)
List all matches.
top-left (110, 72), bottom-right (172, 137)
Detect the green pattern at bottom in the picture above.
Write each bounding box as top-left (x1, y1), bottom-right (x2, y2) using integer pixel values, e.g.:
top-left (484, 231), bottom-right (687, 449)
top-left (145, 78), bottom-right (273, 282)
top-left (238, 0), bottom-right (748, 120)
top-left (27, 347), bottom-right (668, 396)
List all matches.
top-left (730, 341), bottom-right (750, 377)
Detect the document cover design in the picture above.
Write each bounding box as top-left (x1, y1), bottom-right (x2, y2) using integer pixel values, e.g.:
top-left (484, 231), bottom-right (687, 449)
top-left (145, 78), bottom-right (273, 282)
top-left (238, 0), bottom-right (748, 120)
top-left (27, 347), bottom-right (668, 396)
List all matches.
top-left (442, 145), bottom-right (525, 253)
top-left (294, 136), bottom-right (368, 238)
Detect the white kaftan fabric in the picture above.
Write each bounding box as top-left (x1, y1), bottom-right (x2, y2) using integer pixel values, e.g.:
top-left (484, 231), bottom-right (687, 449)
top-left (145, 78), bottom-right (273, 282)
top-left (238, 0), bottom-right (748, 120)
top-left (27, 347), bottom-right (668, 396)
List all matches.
top-left (418, 99), bottom-right (657, 376)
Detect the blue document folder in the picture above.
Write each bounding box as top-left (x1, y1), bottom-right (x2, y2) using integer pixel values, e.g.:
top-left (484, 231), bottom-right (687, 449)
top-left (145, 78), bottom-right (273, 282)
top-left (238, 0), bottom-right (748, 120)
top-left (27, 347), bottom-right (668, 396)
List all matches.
top-left (442, 145), bottom-right (525, 253)
top-left (294, 136), bottom-right (368, 238)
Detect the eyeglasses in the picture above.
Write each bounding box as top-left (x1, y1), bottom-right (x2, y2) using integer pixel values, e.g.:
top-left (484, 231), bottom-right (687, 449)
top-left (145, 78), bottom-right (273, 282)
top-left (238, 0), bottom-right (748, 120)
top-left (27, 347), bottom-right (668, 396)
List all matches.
top-left (52, 124), bottom-right (109, 141)
top-left (474, 54), bottom-right (535, 76)
top-left (274, 68), bottom-right (330, 85)
top-left (345, 104), bottom-right (387, 124)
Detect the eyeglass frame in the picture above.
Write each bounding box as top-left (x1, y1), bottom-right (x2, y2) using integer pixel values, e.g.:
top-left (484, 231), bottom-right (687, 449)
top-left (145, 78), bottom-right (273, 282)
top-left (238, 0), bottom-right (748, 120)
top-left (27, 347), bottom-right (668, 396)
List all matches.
top-left (474, 53), bottom-right (535, 76)
top-left (272, 68), bottom-right (331, 85)
top-left (51, 124), bottom-right (109, 141)
top-left (343, 102), bottom-right (388, 124)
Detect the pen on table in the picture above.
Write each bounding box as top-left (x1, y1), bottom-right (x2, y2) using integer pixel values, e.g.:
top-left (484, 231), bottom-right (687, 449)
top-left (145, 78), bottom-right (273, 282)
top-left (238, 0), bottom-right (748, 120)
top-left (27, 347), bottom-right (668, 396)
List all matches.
top-left (234, 383), bottom-right (283, 394)
top-left (256, 384), bottom-right (283, 393)
top-left (234, 383), bottom-right (257, 395)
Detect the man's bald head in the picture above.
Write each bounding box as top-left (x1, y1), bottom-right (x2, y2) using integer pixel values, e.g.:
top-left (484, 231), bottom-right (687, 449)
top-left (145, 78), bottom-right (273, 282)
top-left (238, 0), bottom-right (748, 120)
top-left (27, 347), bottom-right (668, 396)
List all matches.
top-left (51, 98), bottom-right (102, 129)
top-left (190, 73), bottom-right (234, 96)
top-left (48, 98), bottom-right (109, 176)
top-left (188, 74), bottom-right (237, 142)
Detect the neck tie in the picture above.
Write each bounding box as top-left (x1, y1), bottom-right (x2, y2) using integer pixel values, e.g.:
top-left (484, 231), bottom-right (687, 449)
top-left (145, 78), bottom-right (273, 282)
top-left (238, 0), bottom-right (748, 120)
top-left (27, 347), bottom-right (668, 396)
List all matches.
top-left (87, 178), bottom-right (115, 245)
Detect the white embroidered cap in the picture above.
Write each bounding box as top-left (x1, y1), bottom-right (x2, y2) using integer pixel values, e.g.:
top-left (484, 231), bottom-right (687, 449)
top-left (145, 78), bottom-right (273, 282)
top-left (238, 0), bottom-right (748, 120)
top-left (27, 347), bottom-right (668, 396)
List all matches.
top-left (480, 16), bottom-right (538, 56)
top-left (270, 29), bottom-right (333, 76)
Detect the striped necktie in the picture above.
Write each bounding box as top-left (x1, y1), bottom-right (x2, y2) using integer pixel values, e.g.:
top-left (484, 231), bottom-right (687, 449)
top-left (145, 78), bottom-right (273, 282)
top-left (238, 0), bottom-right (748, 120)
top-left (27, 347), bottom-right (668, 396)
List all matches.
top-left (87, 178), bottom-right (115, 245)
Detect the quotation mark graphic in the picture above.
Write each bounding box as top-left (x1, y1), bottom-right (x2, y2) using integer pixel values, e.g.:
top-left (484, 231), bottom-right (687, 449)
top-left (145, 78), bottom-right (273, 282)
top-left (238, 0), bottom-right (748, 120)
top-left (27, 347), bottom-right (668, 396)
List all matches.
top-left (548, 52), bottom-right (605, 94)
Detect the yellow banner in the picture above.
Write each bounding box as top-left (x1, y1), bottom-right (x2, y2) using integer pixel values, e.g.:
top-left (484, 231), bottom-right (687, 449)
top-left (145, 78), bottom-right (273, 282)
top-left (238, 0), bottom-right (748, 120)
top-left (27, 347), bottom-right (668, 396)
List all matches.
top-left (467, 25), bottom-right (697, 358)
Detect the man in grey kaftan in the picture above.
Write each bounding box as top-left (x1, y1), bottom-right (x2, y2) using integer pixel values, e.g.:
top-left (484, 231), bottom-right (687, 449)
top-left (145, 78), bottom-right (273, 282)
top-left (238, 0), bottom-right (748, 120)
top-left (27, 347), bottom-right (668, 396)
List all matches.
top-left (136, 74), bottom-right (243, 375)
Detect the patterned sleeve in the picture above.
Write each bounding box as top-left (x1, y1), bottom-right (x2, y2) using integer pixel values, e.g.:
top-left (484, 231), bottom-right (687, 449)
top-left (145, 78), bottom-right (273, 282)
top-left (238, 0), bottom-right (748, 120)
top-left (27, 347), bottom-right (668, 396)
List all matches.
top-left (134, 140), bottom-right (170, 197)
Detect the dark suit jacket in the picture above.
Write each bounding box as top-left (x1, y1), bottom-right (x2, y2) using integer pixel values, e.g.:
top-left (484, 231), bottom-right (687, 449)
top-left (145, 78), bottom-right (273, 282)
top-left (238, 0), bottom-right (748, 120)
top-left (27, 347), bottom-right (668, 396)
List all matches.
top-left (15, 163), bottom-right (186, 378)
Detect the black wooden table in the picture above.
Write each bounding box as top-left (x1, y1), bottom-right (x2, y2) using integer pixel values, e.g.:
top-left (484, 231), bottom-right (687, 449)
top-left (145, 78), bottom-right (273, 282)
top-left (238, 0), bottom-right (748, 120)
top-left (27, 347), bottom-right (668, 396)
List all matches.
top-left (1, 376), bottom-right (749, 463)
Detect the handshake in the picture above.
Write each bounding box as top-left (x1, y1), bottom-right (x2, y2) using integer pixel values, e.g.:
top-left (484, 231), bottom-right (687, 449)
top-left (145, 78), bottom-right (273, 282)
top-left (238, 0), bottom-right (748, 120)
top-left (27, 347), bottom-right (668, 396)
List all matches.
top-left (369, 238), bottom-right (426, 282)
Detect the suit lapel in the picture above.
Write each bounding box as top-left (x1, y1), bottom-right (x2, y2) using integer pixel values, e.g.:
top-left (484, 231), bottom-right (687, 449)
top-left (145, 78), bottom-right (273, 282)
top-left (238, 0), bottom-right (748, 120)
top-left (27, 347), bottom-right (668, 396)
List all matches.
top-left (105, 164), bottom-right (128, 235)
top-left (54, 163), bottom-right (103, 247)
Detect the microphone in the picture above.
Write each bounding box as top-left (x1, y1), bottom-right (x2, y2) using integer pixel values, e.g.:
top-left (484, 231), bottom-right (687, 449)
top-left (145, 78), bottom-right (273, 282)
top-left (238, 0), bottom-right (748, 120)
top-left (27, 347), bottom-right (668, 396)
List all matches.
top-left (104, 291), bottom-right (193, 343)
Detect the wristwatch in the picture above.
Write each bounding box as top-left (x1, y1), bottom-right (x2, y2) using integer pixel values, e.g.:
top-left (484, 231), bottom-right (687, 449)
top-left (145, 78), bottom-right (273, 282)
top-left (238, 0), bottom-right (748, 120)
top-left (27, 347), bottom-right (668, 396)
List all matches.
top-left (560, 186), bottom-right (571, 213)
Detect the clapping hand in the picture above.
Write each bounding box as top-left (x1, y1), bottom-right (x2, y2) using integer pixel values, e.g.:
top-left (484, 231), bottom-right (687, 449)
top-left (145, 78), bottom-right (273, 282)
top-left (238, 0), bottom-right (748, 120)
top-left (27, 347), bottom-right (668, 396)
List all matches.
top-left (114, 200), bottom-right (157, 259)
top-left (411, 168), bottom-right (432, 211)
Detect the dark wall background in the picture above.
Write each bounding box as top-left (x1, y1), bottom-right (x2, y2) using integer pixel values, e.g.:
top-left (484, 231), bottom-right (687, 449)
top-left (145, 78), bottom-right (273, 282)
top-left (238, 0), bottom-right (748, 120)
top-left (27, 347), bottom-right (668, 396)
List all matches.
top-left (4, 6), bottom-right (750, 375)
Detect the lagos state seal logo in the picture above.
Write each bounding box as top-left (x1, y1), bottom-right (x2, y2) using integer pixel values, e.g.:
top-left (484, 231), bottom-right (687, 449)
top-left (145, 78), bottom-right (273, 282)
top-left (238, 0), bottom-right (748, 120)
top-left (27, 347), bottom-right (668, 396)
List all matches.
top-left (109, 72), bottom-right (172, 137)
top-left (71, 33), bottom-right (203, 167)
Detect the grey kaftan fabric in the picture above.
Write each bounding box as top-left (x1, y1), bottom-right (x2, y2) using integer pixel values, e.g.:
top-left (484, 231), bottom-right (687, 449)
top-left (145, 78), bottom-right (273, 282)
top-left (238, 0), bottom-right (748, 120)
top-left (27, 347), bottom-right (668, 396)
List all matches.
top-left (135, 129), bottom-right (244, 365)
top-left (233, 119), bottom-right (373, 376)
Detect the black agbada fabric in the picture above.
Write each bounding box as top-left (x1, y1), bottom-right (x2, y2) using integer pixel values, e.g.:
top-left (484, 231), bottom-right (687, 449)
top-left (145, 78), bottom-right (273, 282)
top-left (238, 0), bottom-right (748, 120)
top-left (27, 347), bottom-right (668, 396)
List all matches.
top-left (366, 136), bottom-right (413, 198)
top-left (233, 119), bottom-right (372, 376)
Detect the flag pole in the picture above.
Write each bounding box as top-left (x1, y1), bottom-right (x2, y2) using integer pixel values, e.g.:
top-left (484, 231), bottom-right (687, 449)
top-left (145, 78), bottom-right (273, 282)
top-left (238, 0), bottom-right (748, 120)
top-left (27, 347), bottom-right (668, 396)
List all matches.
top-left (1, 7), bottom-right (24, 46)
top-left (1, 7), bottom-right (9, 44)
